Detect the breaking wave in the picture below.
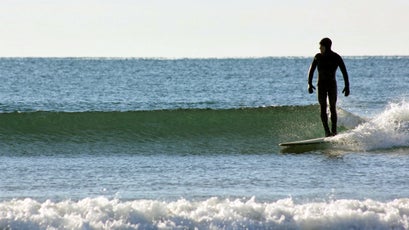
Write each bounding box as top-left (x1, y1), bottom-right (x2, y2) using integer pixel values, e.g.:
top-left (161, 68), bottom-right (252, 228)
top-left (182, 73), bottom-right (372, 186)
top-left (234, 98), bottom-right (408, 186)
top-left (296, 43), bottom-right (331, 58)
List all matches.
top-left (332, 101), bottom-right (409, 151)
top-left (1, 197), bottom-right (408, 229)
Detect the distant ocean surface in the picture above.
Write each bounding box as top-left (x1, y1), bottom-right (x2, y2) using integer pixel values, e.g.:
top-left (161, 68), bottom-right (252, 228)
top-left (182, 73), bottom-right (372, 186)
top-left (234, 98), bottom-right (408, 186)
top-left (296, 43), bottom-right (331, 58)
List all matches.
top-left (1, 57), bottom-right (409, 229)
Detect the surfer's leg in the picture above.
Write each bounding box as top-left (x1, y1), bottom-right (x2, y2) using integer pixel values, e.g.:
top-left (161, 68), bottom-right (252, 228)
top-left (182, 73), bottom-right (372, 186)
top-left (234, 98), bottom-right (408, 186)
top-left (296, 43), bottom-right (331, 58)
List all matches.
top-left (328, 86), bottom-right (338, 135)
top-left (318, 89), bottom-right (331, 137)
top-left (320, 106), bottom-right (331, 137)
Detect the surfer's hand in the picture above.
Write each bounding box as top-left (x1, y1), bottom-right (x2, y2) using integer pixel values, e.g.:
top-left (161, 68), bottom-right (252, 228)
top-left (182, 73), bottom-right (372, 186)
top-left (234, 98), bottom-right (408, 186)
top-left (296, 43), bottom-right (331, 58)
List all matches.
top-left (342, 86), bottom-right (350, 97)
top-left (308, 84), bottom-right (315, 94)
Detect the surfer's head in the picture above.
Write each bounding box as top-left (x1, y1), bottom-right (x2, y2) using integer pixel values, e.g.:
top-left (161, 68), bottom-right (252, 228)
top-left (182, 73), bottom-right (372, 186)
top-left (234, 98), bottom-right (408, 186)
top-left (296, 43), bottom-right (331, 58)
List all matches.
top-left (319, 38), bottom-right (332, 53)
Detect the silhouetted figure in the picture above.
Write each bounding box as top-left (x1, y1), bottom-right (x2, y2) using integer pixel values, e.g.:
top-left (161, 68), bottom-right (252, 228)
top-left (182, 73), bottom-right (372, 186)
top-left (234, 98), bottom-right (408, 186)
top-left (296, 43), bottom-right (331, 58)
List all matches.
top-left (308, 38), bottom-right (350, 137)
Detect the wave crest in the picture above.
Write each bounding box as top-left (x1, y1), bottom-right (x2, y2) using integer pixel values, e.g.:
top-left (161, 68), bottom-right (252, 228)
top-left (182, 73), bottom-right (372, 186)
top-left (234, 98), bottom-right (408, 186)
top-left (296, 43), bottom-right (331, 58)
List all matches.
top-left (333, 101), bottom-right (409, 151)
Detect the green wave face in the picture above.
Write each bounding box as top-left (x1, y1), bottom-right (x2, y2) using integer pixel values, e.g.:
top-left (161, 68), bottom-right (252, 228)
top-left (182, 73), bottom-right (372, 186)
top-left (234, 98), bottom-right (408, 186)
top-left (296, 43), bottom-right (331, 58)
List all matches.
top-left (0, 106), bottom-right (331, 155)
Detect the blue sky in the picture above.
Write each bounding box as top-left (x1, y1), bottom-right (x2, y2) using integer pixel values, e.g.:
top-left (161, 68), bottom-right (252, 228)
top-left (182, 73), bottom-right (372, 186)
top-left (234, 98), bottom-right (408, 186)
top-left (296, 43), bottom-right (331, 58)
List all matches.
top-left (1, 0), bottom-right (408, 57)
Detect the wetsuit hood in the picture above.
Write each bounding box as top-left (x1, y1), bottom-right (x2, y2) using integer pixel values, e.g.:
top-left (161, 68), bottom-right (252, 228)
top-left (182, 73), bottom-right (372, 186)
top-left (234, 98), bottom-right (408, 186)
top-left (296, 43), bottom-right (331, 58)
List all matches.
top-left (320, 38), bottom-right (332, 51)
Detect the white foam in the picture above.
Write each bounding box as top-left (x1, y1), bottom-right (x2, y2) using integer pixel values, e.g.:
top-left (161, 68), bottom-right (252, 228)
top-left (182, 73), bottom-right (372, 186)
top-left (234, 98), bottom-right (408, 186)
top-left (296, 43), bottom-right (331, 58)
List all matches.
top-left (1, 197), bottom-right (409, 229)
top-left (333, 101), bottom-right (409, 151)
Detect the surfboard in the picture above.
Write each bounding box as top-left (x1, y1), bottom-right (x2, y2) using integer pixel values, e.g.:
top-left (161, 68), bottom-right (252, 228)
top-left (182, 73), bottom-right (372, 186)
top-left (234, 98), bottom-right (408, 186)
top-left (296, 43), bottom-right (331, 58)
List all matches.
top-left (279, 137), bottom-right (329, 147)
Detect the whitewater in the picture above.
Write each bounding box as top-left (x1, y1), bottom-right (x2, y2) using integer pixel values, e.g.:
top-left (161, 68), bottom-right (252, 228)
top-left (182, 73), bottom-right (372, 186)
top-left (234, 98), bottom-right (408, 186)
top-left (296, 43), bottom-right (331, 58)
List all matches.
top-left (1, 197), bottom-right (409, 229)
top-left (1, 57), bottom-right (409, 229)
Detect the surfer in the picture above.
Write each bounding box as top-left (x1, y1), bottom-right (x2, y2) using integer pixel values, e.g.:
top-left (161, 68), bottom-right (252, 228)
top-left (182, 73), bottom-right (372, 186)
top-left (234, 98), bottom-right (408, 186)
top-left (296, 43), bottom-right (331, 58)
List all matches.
top-left (308, 38), bottom-right (350, 137)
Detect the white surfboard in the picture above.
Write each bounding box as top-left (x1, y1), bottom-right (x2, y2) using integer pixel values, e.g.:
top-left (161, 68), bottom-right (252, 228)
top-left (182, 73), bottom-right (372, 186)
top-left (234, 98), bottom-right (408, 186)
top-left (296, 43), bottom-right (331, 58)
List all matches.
top-left (279, 137), bottom-right (329, 147)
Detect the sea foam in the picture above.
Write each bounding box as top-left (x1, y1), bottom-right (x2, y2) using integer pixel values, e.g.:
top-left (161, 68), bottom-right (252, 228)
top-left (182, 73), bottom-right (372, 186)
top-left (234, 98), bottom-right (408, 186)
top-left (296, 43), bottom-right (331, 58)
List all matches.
top-left (1, 197), bottom-right (409, 229)
top-left (333, 101), bottom-right (409, 151)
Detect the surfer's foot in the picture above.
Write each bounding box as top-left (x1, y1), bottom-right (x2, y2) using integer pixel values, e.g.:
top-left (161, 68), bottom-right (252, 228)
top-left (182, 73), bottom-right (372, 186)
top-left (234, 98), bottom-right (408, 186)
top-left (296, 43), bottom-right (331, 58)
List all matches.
top-left (331, 129), bottom-right (337, 136)
top-left (325, 132), bottom-right (337, 137)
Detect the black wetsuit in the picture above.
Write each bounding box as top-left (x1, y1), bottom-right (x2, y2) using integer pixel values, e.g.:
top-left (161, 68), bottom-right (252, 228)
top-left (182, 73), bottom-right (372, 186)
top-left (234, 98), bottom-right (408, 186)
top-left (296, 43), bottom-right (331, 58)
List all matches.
top-left (308, 50), bottom-right (349, 136)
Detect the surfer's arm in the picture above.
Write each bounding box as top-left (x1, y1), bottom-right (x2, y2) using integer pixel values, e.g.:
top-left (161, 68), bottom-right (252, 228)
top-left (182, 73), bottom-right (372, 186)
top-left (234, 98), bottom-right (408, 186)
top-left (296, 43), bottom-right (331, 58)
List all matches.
top-left (307, 57), bottom-right (317, 93)
top-left (338, 57), bottom-right (350, 96)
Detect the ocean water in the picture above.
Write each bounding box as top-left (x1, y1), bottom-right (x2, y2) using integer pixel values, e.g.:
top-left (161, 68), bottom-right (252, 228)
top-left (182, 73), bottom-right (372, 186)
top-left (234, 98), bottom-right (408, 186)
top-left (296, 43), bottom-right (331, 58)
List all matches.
top-left (0, 57), bottom-right (409, 229)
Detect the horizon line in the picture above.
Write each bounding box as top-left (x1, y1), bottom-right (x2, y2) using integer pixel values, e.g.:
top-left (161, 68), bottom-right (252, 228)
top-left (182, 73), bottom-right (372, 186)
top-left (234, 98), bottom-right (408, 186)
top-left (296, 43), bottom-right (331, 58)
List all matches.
top-left (0, 55), bottom-right (408, 59)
